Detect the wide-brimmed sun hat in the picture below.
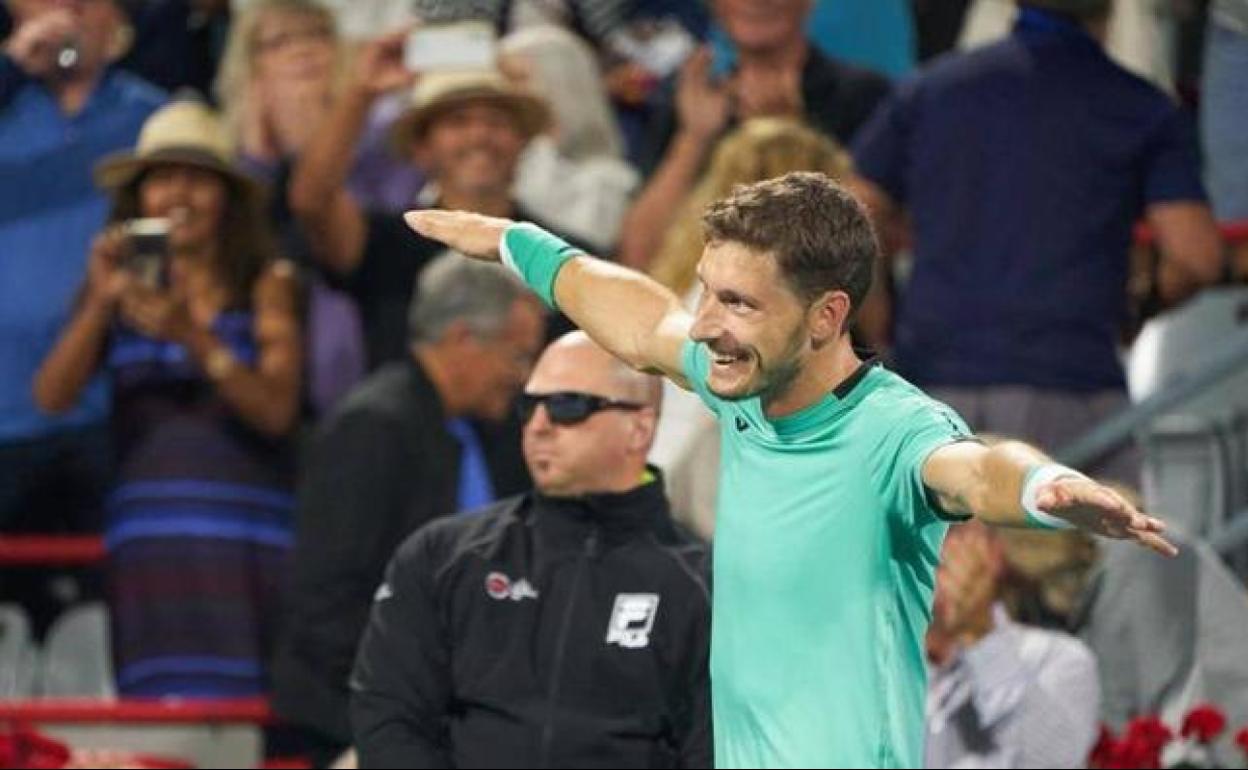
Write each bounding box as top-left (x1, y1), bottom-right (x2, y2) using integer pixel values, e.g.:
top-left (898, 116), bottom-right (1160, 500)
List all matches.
top-left (94, 100), bottom-right (263, 201)
top-left (389, 69), bottom-right (551, 153)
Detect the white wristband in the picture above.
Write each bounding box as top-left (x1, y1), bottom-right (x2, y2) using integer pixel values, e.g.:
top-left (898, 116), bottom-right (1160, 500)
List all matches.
top-left (1020, 463), bottom-right (1085, 530)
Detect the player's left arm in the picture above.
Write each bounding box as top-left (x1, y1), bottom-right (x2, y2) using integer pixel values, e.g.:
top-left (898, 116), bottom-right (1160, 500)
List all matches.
top-left (921, 440), bottom-right (1178, 557)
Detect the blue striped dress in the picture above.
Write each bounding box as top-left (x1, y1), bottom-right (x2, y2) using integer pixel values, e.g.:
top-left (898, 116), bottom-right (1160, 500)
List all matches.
top-left (105, 311), bottom-right (294, 697)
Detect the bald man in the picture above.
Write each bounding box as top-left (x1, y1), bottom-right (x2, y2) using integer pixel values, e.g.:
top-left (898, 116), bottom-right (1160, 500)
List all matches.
top-left (350, 332), bottom-right (712, 769)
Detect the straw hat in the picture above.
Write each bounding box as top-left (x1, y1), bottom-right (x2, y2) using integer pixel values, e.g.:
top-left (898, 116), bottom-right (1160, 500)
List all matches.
top-left (389, 70), bottom-right (551, 154)
top-left (94, 100), bottom-right (261, 199)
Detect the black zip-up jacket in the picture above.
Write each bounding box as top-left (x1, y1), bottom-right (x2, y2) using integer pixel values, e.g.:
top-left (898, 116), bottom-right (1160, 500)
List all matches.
top-left (349, 476), bottom-right (712, 769)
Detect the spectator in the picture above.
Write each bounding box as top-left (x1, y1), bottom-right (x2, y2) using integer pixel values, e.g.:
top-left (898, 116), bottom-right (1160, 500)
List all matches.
top-left (925, 521), bottom-right (1100, 768)
top-left (273, 254), bottom-right (543, 764)
top-left (216, 0), bottom-right (340, 174)
top-left (957, 0), bottom-right (1182, 92)
top-left (0, 0), bottom-right (164, 631)
top-left (636, 0), bottom-right (890, 176)
top-left (620, 0), bottom-right (889, 268)
top-left (645, 117), bottom-right (852, 537)
top-left (351, 331), bottom-right (712, 769)
top-left (997, 520), bottom-right (1248, 767)
top-left (501, 24), bottom-right (639, 254)
top-left (215, 0), bottom-right (373, 413)
top-left (217, 0), bottom-right (423, 215)
top-left (33, 99), bottom-right (302, 696)
top-left (851, 0), bottom-right (1223, 483)
top-left (289, 30), bottom-right (581, 367)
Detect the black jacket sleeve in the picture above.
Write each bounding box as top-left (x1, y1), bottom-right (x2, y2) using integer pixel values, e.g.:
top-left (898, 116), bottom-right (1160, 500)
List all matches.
top-left (276, 405), bottom-right (411, 741)
top-left (675, 549), bottom-right (713, 769)
top-left (350, 530), bottom-right (454, 769)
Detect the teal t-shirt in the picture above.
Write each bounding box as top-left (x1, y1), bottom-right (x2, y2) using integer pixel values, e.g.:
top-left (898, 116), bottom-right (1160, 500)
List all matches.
top-left (681, 340), bottom-right (973, 769)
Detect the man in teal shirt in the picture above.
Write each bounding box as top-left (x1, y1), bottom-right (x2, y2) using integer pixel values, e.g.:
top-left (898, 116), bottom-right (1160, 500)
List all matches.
top-left (404, 172), bottom-right (1176, 768)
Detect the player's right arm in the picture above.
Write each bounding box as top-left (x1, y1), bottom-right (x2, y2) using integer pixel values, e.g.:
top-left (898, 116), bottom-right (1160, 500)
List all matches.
top-left (405, 209), bottom-right (694, 388)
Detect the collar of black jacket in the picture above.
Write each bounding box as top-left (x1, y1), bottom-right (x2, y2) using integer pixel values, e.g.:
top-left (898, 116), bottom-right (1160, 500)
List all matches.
top-left (528, 465), bottom-right (680, 550)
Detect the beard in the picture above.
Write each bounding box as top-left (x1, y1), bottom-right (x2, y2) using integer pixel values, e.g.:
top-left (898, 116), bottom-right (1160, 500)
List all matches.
top-left (707, 326), bottom-right (806, 403)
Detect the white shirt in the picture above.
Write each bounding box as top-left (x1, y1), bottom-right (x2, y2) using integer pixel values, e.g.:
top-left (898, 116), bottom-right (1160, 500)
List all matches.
top-left (925, 606), bottom-right (1101, 769)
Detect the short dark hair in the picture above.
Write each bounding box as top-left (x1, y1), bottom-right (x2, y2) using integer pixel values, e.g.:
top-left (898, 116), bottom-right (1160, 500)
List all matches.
top-left (701, 171), bottom-right (878, 314)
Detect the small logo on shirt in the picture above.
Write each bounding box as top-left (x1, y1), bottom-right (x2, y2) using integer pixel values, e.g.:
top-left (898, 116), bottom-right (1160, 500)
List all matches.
top-left (485, 571), bottom-right (540, 602)
top-left (373, 582), bottom-right (393, 602)
top-left (735, 416), bottom-right (750, 432)
top-left (605, 593), bottom-right (660, 649)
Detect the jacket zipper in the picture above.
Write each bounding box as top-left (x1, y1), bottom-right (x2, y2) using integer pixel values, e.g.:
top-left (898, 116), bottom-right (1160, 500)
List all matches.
top-left (538, 528), bottom-right (600, 768)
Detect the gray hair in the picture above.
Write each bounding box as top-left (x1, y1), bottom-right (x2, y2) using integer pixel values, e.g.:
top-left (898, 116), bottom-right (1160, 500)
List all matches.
top-left (408, 251), bottom-right (534, 345)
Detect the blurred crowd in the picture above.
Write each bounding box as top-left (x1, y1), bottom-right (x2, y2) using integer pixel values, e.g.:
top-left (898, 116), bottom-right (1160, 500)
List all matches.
top-left (2, 0), bottom-right (1247, 767)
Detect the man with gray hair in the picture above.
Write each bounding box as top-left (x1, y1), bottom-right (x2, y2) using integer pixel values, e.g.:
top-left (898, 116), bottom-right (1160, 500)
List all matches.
top-left (273, 253), bottom-right (546, 764)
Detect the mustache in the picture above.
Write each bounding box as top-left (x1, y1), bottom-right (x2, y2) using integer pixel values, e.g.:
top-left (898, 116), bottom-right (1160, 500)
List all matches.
top-left (708, 337), bottom-right (751, 357)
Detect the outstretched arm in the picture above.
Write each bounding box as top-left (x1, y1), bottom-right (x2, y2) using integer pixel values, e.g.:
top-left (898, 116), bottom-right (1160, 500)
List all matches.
top-left (405, 210), bottom-right (695, 387)
top-left (922, 440), bottom-right (1177, 557)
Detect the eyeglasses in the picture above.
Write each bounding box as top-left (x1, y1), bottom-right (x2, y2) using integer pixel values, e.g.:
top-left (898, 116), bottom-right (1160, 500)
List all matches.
top-left (254, 24), bottom-right (334, 54)
top-left (518, 391), bottom-right (645, 426)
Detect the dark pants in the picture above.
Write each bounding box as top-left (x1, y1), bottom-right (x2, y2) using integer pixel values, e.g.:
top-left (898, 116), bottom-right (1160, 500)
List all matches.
top-left (0, 424), bottom-right (113, 638)
top-left (930, 386), bottom-right (1141, 486)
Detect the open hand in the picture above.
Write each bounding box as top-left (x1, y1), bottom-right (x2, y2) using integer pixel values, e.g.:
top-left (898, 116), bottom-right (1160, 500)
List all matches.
top-left (351, 26), bottom-right (417, 97)
top-left (1036, 476), bottom-right (1177, 557)
top-left (403, 209), bottom-right (514, 262)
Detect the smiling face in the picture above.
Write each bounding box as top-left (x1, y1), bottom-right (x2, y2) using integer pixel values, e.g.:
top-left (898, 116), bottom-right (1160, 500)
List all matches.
top-left (690, 240), bottom-right (812, 402)
top-left (415, 100), bottom-right (528, 200)
top-left (138, 163), bottom-right (228, 255)
top-left (690, 172), bottom-right (879, 404)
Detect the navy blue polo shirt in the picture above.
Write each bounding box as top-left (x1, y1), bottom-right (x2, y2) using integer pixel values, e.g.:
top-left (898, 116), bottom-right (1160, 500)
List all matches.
top-left (852, 9), bottom-right (1206, 392)
top-left (0, 61), bottom-right (164, 442)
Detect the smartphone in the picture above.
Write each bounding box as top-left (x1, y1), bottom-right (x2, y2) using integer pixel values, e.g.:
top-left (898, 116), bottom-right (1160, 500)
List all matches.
top-left (404, 21), bottom-right (497, 73)
top-left (123, 218), bottom-right (171, 290)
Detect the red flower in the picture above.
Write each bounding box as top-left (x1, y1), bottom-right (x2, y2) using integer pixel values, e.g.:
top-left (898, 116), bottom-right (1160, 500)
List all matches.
top-left (1181, 704), bottom-right (1227, 743)
top-left (1089, 724), bottom-right (1119, 769)
top-left (1117, 715), bottom-right (1173, 769)
top-left (1236, 725), bottom-right (1248, 756)
top-left (1119, 736), bottom-right (1163, 770)
top-left (1127, 715), bottom-right (1174, 750)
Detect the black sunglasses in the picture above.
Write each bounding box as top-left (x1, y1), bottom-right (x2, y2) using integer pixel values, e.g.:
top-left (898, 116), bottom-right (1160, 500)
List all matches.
top-left (519, 391), bottom-right (646, 426)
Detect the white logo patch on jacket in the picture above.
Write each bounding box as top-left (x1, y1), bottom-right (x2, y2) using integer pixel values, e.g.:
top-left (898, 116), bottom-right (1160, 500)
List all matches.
top-left (605, 594), bottom-right (660, 649)
top-left (485, 571), bottom-right (540, 602)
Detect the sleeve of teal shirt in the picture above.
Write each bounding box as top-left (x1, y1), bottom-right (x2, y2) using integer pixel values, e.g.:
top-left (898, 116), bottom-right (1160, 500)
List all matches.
top-left (680, 338), bottom-right (722, 417)
top-left (890, 396), bottom-right (976, 527)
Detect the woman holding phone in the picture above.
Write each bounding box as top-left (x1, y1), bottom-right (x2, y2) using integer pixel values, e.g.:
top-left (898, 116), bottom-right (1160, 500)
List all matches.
top-left (33, 99), bottom-right (302, 698)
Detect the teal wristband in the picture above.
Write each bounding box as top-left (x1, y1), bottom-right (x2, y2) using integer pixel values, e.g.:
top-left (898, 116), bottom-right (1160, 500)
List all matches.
top-left (500, 223), bottom-right (584, 310)
top-left (1020, 463), bottom-right (1080, 530)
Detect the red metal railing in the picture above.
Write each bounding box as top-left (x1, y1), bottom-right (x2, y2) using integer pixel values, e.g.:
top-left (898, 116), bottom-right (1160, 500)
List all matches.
top-left (0, 698), bottom-right (272, 725)
top-left (0, 535), bottom-right (105, 566)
